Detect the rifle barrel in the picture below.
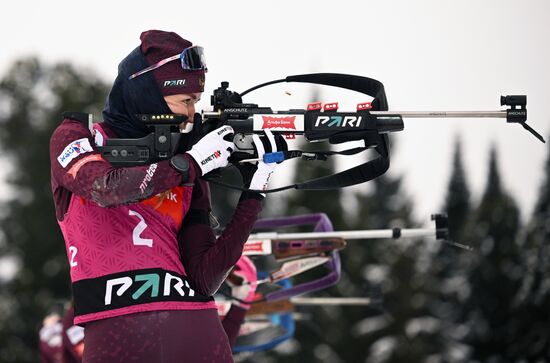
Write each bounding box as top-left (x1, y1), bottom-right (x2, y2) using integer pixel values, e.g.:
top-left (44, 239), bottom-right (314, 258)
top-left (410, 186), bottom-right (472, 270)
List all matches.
top-left (290, 297), bottom-right (372, 306)
top-left (203, 110), bottom-right (507, 119)
top-left (372, 111), bottom-right (506, 118)
top-left (249, 228), bottom-right (439, 241)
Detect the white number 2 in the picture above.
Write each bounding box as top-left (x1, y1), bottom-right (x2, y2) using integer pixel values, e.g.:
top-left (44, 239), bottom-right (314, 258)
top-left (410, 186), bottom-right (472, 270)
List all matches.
top-left (69, 246), bottom-right (78, 268)
top-left (129, 210), bottom-right (153, 247)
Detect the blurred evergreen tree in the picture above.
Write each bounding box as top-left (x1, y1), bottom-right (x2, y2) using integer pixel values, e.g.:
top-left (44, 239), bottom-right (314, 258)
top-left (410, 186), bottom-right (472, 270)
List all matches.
top-left (428, 136), bottom-right (475, 362)
top-left (462, 146), bottom-right (523, 361)
top-left (353, 173), bottom-right (445, 363)
top-left (510, 135), bottom-right (550, 359)
top-left (0, 58), bottom-right (108, 363)
top-left (443, 138), bottom-right (471, 243)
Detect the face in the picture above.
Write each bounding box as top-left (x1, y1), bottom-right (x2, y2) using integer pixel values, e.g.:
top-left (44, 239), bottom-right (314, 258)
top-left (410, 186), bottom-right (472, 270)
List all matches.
top-left (163, 93), bottom-right (202, 130)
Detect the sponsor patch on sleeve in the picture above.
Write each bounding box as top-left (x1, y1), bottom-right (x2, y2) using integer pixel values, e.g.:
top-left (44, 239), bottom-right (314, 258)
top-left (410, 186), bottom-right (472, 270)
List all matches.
top-left (57, 138), bottom-right (94, 168)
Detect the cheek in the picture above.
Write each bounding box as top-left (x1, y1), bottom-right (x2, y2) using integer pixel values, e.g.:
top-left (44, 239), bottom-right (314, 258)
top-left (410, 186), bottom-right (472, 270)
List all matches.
top-left (168, 103), bottom-right (189, 115)
top-left (165, 101), bottom-right (179, 114)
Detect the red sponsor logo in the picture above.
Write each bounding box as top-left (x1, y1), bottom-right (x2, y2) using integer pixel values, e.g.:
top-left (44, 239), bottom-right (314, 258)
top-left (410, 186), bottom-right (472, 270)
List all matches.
top-left (357, 102), bottom-right (372, 111)
top-left (262, 116), bottom-right (296, 130)
top-left (307, 102), bottom-right (322, 111)
top-left (323, 102), bottom-right (339, 111)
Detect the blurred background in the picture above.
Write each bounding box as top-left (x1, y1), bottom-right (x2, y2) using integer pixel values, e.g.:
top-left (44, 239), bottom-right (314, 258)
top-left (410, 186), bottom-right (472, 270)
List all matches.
top-left (1, 0), bottom-right (549, 362)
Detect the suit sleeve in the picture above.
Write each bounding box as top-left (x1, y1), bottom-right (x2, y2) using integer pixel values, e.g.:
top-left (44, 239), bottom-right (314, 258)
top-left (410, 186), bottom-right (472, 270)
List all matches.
top-left (178, 179), bottom-right (262, 297)
top-left (50, 119), bottom-right (196, 209)
top-left (222, 305), bottom-right (248, 348)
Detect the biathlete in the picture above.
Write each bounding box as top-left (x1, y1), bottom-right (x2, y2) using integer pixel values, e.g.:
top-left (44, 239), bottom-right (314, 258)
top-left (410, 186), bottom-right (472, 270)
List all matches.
top-left (49, 29), bottom-right (283, 363)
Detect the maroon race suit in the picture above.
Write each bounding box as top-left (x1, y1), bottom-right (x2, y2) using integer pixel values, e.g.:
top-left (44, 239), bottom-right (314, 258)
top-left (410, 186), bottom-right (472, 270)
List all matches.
top-left (50, 118), bottom-right (262, 362)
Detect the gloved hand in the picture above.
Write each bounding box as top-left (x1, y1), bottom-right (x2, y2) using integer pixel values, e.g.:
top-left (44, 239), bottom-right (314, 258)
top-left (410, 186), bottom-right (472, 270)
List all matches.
top-left (186, 125), bottom-right (234, 176)
top-left (226, 255), bottom-right (257, 310)
top-left (234, 130), bottom-right (287, 196)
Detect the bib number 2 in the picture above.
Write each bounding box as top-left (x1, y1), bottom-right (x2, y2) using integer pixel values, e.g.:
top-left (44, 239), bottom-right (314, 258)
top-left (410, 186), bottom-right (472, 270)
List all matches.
top-left (69, 246), bottom-right (78, 267)
top-left (129, 210), bottom-right (153, 247)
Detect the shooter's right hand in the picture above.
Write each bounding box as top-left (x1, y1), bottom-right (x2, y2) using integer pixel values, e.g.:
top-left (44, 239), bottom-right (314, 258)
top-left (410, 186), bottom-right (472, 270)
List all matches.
top-left (186, 125), bottom-right (235, 176)
top-left (233, 130), bottom-right (287, 197)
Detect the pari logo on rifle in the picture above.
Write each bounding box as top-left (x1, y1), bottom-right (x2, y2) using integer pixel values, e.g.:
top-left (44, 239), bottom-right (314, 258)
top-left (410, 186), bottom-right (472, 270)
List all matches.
top-left (314, 115), bottom-right (363, 129)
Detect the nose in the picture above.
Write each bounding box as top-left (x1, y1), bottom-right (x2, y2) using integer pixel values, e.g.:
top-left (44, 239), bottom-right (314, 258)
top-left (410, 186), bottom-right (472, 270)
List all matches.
top-left (187, 104), bottom-right (196, 119)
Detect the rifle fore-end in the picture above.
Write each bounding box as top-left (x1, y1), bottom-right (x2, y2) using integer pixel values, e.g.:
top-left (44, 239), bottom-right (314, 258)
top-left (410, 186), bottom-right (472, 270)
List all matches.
top-left (272, 238), bottom-right (346, 259)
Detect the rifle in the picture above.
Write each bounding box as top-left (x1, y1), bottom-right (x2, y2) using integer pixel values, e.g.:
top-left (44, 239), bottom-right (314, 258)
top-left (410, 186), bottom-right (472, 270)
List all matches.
top-left (94, 73), bottom-right (543, 192)
top-left (243, 213), bottom-right (469, 258)
top-left (222, 212), bottom-right (451, 353)
top-left (246, 297), bottom-right (374, 316)
top-left (222, 279), bottom-right (375, 354)
top-left (242, 237), bottom-right (346, 260)
top-left (225, 213), bottom-right (455, 307)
